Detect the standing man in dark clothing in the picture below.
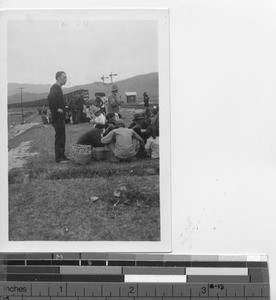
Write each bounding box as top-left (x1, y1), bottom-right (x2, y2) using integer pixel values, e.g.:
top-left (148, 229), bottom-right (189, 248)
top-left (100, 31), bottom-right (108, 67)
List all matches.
top-left (69, 96), bottom-right (77, 124)
top-left (76, 93), bottom-right (85, 124)
top-left (48, 71), bottom-right (68, 163)
top-left (143, 92), bottom-right (150, 107)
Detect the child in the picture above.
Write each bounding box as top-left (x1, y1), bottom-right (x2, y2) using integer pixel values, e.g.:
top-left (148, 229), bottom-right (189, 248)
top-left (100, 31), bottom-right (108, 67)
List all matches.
top-left (145, 126), bottom-right (159, 159)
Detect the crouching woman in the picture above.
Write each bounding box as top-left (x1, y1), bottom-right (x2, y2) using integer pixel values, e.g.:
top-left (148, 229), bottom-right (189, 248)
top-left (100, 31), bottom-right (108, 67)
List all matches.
top-left (101, 120), bottom-right (145, 162)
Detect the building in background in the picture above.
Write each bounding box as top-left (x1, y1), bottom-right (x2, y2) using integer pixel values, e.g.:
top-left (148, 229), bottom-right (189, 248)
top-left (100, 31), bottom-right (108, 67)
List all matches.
top-left (125, 92), bottom-right (137, 104)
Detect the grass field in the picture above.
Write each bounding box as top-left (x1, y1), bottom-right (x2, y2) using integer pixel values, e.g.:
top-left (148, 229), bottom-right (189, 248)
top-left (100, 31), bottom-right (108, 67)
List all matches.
top-left (8, 108), bottom-right (160, 241)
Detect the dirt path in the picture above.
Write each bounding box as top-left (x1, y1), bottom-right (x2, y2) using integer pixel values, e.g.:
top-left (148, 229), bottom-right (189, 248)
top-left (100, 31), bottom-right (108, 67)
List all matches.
top-left (8, 122), bottom-right (40, 140)
top-left (8, 141), bottom-right (39, 170)
top-left (8, 113), bottom-right (42, 170)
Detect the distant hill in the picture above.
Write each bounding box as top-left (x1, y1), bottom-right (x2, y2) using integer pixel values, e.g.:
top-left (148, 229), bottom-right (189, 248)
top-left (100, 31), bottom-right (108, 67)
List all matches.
top-left (8, 83), bottom-right (52, 97)
top-left (8, 92), bottom-right (50, 105)
top-left (8, 72), bottom-right (159, 105)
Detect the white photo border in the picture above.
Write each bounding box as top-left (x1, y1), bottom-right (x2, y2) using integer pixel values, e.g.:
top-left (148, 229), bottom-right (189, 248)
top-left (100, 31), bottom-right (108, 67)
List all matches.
top-left (0, 8), bottom-right (171, 253)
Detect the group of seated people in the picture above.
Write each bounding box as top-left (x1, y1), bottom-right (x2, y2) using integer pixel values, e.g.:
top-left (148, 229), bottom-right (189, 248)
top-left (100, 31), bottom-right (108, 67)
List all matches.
top-left (76, 107), bottom-right (159, 162)
top-left (67, 95), bottom-right (109, 124)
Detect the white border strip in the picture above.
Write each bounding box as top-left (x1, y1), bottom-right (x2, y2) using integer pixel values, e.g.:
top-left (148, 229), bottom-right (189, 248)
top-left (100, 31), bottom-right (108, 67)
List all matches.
top-left (125, 275), bottom-right (187, 283)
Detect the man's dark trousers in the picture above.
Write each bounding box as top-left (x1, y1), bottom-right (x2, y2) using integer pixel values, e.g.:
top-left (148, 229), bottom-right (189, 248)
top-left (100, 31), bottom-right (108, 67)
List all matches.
top-left (53, 119), bottom-right (66, 162)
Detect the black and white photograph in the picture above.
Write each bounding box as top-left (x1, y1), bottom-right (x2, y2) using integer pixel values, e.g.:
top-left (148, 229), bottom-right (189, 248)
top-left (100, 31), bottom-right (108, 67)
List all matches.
top-left (2, 0), bottom-right (276, 296)
top-left (1, 9), bottom-right (171, 251)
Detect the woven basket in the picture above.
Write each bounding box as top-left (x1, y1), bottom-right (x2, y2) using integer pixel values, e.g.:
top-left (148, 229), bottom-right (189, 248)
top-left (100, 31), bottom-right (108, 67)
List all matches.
top-left (71, 144), bottom-right (92, 165)
top-left (92, 147), bottom-right (108, 161)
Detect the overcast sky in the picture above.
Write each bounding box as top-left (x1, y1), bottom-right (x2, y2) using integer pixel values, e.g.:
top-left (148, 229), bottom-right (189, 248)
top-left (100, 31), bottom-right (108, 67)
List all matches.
top-left (8, 19), bottom-right (158, 87)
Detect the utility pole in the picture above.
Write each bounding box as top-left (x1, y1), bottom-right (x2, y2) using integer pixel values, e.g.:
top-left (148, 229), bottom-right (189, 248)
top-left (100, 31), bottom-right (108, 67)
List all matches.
top-left (101, 75), bottom-right (109, 85)
top-left (19, 87), bottom-right (24, 124)
top-left (109, 72), bottom-right (117, 84)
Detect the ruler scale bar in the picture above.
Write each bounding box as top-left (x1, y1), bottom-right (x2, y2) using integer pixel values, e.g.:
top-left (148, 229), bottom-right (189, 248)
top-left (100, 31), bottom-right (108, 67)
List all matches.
top-left (0, 282), bottom-right (270, 297)
top-left (3, 298), bottom-right (271, 300)
top-left (2, 275), bottom-right (125, 282)
top-left (4, 267), bottom-right (60, 274)
top-left (0, 253), bottom-right (270, 299)
top-left (0, 260), bottom-right (269, 268)
top-left (2, 267), bottom-right (259, 276)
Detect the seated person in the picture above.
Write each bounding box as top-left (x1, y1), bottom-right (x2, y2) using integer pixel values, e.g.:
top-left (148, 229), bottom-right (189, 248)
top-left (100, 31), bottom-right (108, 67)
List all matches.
top-left (151, 105), bottom-right (159, 117)
top-left (94, 96), bottom-right (104, 108)
top-left (89, 104), bottom-right (99, 118)
top-left (105, 112), bottom-right (116, 125)
top-left (104, 112), bottom-right (123, 136)
top-left (91, 107), bottom-right (106, 126)
top-left (128, 112), bottom-right (150, 158)
top-left (101, 120), bottom-right (145, 162)
top-left (150, 111), bottom-right (159, 137)
top-left (76, 124), bottom-right (105, 147)
top-left (145, 126), bottom-right (159, 159)
top-left (101, 96), bottom-right (108, 114)
top-left (128, 112), bottom-right (150, 143)
top-left (84, 104), bottom-right (92, 122)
